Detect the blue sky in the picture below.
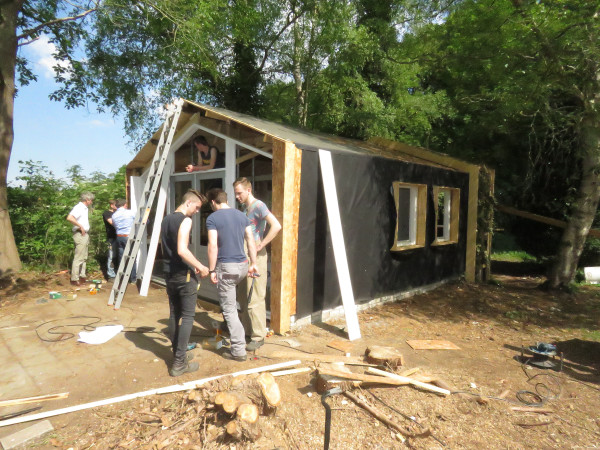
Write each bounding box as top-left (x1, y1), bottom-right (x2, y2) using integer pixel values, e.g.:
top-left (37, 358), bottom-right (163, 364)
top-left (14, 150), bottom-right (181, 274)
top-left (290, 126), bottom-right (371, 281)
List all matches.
top-left (8, 36), bottom-right (131, 185)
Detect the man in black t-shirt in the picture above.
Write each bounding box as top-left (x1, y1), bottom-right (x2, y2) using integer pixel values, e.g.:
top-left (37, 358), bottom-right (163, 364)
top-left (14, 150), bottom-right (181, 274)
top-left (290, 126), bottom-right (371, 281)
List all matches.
top-left (102, 200), bottom-right (117, 279)
top-left (160, 189), bottom-right (209, 377)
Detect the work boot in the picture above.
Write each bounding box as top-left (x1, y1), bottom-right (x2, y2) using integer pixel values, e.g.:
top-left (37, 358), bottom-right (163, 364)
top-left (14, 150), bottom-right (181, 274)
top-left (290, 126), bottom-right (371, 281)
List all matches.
top-left (221, 350), bottom-right (247, 362)
top-left (169, 360), bottom-right (199, 377)
top-left (246, 339), bottom-right (264, 351)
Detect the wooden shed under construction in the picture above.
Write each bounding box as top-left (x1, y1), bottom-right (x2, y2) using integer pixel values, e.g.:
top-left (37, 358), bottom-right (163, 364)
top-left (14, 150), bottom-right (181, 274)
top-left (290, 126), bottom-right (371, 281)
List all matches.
top-left (126, 99), bottom-right (483, 335)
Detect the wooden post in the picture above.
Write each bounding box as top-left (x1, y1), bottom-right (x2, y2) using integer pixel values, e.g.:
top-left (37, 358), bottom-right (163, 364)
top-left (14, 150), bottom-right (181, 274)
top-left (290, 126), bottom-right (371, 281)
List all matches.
top-left (270, 140), bottom-right (301, 334)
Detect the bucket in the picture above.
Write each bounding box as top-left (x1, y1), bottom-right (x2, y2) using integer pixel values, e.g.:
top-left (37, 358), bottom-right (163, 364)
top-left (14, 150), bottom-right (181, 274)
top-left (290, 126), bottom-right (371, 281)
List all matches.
top-left (584, 267), bottom-right (600, 284)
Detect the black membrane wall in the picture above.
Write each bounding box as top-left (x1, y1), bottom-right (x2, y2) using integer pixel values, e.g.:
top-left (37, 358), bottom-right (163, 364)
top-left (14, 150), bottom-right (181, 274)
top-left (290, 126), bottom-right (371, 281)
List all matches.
top-left (295, 146), bottom-right (470, 319)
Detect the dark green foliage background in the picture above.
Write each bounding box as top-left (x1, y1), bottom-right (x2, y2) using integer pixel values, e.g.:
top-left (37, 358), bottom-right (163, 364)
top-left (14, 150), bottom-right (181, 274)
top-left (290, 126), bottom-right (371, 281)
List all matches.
top-left (8, 161), bottom-right (126, 271)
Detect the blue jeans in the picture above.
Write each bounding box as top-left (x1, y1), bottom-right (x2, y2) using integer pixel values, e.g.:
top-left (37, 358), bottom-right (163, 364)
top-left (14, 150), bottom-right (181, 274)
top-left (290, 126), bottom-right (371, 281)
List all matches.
top-left (107, 238), bottom-right (117, 278)
top-left (116, 235), bottom-right (136, 281)
top-left (166, 271), bottom-right (197, 365)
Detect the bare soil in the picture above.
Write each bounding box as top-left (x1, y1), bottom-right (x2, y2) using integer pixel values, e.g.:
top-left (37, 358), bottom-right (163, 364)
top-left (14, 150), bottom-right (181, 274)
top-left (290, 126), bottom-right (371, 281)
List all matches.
top-left (1, 270), bottom-right (599, 449)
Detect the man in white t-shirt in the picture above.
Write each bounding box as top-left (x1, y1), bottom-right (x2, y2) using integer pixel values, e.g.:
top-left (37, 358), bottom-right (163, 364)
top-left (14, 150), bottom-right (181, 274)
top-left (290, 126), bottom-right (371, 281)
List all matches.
top-left (66, 192), bottom-right (95, 286)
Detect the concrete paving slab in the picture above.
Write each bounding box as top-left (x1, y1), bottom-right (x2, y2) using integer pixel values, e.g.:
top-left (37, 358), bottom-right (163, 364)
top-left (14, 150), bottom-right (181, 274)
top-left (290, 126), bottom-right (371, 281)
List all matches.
top-left (0, 419), bottom-right (53, 449)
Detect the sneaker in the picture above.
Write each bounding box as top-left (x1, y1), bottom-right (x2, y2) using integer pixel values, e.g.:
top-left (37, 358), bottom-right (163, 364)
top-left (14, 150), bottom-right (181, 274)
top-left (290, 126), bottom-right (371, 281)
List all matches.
top-left (70, 280), bottom-right (82, 286)
top-left (169, 360), bottom-right (199, 377)
top-left (221, 350), bottom-right (247, 362)
top-left (246, 339), bottom-right (264, 351)
top-left (79, 277), bottom-right (88, 283)
top-left (186, 352), bottom-right (194, 362)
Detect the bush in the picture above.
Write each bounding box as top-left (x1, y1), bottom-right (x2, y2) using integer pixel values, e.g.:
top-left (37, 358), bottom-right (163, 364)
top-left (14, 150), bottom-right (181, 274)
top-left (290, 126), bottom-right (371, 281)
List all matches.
top-left (8, 160), bottom-right (126, 271)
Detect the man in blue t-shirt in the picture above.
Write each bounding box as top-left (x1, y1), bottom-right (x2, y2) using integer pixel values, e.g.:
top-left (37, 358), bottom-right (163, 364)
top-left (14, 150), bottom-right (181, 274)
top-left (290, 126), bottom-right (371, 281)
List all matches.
top-left (206, 188), bottom-right (258, 361)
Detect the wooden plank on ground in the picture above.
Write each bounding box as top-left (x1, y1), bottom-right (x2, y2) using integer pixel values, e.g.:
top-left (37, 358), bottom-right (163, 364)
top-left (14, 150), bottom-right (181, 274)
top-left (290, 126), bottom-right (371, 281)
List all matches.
top-left (327, 340), bottom-right (354, 354)
top-left (406, 340), bottom-right (461, 350)
top-left (0, 392), bottom-right (69, 408)
top-left (0, 360), bottom-right (300, 428)
top-left (318, 149), bottom-right (361, 341)
top-left (270, 350), bottom-right (363, 364)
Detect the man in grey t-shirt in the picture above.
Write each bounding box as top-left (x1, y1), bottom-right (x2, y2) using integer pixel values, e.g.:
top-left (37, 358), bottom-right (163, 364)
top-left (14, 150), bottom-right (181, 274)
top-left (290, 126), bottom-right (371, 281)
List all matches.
top-left (206, 188), bottom-right (258, 361)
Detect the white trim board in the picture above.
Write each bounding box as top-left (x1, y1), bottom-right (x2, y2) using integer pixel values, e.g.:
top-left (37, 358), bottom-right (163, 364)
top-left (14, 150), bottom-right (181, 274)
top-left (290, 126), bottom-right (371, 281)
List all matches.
top-left (318, 149), bottom-right (361, 341)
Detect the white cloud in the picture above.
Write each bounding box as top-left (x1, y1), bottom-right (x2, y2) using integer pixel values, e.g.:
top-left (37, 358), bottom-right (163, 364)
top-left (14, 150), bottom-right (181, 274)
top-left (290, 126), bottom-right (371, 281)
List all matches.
top-left (87, 119), bottom-right (114, 127)
top-left (27, 35), bottom-right (71, 79)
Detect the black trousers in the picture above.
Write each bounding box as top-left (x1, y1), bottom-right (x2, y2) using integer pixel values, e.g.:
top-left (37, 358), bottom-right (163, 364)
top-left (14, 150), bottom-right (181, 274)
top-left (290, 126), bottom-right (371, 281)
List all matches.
top-left (166, 271), bottom-right (197, 365)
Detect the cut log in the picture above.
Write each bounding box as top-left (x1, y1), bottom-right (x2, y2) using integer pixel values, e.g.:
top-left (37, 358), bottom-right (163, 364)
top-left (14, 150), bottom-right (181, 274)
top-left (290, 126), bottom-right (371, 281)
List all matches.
top-left (236, 403), bottom-right (259, 424)
top-left (220, 392), bottom-right (253, 414)
top-left (257, 372), bottom-right (281, 408)
top-left (226, 419), bottom-right (261, 441)
top-left (214, 392), bottom-right (227, 407)
top-left (365, 346), bottom-right (404, 368)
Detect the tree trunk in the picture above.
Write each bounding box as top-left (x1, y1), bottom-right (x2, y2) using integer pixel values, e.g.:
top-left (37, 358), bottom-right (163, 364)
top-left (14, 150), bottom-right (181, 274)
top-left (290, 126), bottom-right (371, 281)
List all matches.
top-left (549, 111), bottom-right (600, 288)
top-left (0, 0), bottom-right (24, 276)
top-left (292, 20), bottom-right (306, 127)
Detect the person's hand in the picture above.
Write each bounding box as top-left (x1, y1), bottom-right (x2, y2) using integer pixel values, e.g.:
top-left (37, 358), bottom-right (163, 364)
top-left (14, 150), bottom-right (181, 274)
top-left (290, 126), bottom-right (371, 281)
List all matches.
top-left (248, 264), bottom-right (259, 278)
top-left (80, 228), bottom-right (87, 236)
top-left (256, 242), bottom-right (263, 252)
top-left (185, 164), bottom-right (195, 173)
top-left (196, 265), bottom-right (209, 278)
top-left (210, 272), bottom-right (218, 284)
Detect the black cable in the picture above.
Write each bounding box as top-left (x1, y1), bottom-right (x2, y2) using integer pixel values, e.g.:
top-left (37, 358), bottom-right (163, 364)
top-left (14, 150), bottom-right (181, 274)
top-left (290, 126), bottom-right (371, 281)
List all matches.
top-left (35, 316), bottom-right (103, 342)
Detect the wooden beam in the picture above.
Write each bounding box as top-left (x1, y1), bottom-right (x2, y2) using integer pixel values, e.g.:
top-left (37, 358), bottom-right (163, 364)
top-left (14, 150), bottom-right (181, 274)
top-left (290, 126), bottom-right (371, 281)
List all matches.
top-left (0, 360), bottom-right (300, 428)
top-left (236, 152), bottom-right (260, 165)
top-left (0, 393), bottom-right (69, 408)
top-left (496, 204), bottom-right (600, 238)
top-left (270, 140), bottom-right (301, 334)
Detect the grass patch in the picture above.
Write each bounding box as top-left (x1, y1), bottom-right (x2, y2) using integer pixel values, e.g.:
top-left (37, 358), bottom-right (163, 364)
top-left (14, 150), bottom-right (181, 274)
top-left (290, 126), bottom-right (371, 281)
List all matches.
top-left (492, 251), bottom-right (537, 263)
top-left (582, 330), bottom-right (600, 342)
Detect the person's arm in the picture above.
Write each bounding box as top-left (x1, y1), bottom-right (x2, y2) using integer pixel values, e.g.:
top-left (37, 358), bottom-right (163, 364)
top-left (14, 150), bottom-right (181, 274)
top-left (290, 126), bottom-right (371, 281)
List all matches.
top-left (177, 218), bottom-right (209, 277)
top-left (208, 229), bottom-right (219, 283)
top-left (194, 148), bottom-right (217, 171)
top-left (256, 213), bottom-right (282, 251)
top-left (66, 214), bottom-right (86, 236)
top-left (244, 225), bottom-right (258, 277)
top-left (107, 217), bottom-right (113, 225)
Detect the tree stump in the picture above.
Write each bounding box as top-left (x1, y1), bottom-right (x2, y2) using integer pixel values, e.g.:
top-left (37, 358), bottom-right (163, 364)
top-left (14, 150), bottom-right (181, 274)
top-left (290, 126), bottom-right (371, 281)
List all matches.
top-left (365, 345), bottom-right (404, 368)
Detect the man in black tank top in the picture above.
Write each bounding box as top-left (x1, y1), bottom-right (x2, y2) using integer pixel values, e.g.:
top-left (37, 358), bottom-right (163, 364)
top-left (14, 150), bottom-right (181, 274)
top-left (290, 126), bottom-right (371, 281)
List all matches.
top-left (160, 189), bottom-right (209, 377)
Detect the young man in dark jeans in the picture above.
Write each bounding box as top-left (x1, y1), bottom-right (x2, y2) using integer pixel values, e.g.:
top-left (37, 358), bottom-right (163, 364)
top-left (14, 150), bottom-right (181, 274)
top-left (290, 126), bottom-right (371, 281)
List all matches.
top-left (102, 200), bottom-right (117, 279)
top-left (160, 189), bottom-right (209, 376)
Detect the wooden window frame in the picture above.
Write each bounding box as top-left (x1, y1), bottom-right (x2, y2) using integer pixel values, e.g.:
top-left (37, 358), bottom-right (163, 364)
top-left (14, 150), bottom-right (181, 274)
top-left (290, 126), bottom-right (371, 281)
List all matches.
top-left (432, 186), bottom-right (460, 245)
top-left (391, 182), bottom-right (427, 251)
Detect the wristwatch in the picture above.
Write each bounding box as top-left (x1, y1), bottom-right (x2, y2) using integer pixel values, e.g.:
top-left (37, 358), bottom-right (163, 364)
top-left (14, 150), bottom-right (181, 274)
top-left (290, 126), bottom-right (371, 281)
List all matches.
top-left (209, 270), bottom-right (216, 274)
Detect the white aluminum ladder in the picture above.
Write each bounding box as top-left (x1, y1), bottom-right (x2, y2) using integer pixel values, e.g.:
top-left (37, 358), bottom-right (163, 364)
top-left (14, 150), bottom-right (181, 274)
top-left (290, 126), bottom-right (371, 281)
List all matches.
top-left (108, 99), bottom-right (184, 309)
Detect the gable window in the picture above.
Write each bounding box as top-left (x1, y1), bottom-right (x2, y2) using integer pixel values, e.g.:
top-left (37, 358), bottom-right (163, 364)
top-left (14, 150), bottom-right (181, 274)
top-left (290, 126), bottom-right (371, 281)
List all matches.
top-left (433, 186), bottom-right (460, 244)
top-left (391, 182), bottom-right (426, 251)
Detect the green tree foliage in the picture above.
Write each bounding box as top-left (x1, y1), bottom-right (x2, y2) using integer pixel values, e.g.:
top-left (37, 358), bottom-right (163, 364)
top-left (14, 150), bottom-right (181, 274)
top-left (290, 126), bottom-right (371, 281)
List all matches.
top-left (8, 162), bottom-right (125, 270)
top-left (407, 0), bottom-right (600, 285)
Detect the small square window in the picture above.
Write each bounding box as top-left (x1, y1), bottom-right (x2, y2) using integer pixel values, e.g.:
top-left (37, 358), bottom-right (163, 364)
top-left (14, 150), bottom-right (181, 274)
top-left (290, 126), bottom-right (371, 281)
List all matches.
top-left (391, 182), bottom-right (426, 251)
top-left (433, 186), bottom-right (460, 244)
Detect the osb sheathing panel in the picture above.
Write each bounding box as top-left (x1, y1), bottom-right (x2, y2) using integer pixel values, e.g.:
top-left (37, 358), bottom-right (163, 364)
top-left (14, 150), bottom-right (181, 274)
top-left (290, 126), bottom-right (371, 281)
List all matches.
top-left (270, 139), bottom-right (301, 334)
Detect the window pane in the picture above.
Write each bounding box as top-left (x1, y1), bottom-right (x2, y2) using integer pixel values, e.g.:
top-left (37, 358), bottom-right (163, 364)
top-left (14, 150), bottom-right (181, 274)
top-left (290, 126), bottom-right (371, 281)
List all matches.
top-left (397, 187), bottom-right (411, 242)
